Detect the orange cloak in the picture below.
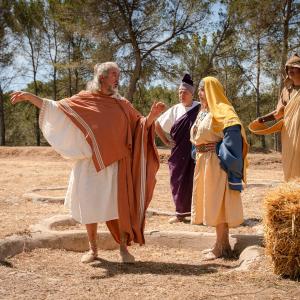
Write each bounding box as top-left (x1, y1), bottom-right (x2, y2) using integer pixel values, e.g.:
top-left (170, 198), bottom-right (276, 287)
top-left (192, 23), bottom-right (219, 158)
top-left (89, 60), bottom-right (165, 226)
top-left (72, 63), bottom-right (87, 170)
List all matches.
top-left (58, 91), bottom-right (159, 245)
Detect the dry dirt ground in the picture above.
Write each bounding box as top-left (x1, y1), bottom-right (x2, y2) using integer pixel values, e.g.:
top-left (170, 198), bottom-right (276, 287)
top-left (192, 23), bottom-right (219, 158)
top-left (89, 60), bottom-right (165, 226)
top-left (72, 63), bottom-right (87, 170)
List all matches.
top-left (0, 147), bottom-right (299, 299)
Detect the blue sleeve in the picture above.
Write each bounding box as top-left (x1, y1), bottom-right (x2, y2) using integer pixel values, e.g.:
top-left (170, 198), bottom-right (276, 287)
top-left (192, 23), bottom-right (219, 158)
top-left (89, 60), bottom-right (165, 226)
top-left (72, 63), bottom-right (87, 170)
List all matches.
top-left (191, 144), bottom-right (196, 161)
top-left (216, 125), bottom-right (243, 191)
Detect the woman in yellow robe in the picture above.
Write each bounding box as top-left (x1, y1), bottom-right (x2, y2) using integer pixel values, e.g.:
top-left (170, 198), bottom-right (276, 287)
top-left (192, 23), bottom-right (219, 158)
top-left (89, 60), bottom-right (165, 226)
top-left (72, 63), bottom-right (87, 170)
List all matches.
top-left (190, 77), bottom-right (248, 260)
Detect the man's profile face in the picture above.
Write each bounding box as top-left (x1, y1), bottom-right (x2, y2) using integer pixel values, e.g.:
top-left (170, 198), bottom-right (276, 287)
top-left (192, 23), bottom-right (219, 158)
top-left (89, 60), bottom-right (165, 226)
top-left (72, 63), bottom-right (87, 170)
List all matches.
top-left (179, 88), bottom-right (193, 106)
top-left (287, 66), bottom-right (300, 83)
top-left (100, 68), bottom-right (120, 94)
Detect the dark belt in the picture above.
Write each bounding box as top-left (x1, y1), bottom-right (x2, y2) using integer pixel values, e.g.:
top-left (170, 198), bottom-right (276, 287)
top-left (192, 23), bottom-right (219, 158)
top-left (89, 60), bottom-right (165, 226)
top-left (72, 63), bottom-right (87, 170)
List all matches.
top-left (196, 142), bottom-right (217, 153)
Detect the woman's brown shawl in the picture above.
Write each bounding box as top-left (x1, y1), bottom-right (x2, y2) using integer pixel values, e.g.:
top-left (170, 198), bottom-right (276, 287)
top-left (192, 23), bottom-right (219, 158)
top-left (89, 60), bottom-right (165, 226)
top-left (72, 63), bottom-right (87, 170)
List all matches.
top-left (58, 91), bottom-right (159, 245)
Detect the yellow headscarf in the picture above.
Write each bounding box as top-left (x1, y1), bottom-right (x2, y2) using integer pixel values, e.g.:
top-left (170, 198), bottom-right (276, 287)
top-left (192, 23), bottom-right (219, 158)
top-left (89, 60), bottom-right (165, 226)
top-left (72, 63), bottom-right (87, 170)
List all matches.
top-left (203, 76), bottom-right (249, 181)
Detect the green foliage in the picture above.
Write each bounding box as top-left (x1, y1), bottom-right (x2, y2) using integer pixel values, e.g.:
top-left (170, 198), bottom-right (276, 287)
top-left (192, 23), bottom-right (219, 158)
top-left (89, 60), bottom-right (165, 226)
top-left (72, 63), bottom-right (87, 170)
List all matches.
top-left (133, 85), bottom-right (178, 115)
top-left (0, 1), bottom-right (13, 67)
top-left (3, 93), bottom-right (42, 145)
top-left (2, 0), bottom-right (300, 149)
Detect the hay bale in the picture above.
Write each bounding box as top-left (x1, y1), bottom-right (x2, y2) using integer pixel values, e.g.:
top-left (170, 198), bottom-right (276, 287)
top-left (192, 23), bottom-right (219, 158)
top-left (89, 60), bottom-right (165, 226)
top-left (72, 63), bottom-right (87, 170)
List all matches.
top-left (264, 179), bottom-right (300, 279)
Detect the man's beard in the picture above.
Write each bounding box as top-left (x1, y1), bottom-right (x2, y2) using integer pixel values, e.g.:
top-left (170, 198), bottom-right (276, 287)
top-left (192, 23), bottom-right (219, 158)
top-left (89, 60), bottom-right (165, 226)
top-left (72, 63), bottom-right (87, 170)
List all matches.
top-left (108, 84), bottom-right (119, 95)
top-left (107, 84), bottom-right (121, 99)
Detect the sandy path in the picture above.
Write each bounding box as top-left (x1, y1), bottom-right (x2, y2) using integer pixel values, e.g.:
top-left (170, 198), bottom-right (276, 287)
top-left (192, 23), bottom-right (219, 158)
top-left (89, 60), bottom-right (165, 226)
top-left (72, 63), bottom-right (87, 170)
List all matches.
top-left (0, 147), bottom-right (284, 238)
top-left (1, 147), bottom-right (299, 299)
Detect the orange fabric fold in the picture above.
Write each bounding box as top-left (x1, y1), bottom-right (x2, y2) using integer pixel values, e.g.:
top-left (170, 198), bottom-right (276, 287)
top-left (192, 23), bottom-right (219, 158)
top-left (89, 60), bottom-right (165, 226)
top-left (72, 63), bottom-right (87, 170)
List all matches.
top-left (58, 91), bottom-right (159, 245)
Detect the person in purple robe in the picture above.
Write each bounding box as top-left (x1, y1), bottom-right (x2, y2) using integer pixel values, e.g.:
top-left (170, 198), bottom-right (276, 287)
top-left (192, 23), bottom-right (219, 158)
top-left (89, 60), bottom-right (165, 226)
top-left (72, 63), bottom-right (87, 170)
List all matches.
top-left (155, 74), bottom-right (200, 223)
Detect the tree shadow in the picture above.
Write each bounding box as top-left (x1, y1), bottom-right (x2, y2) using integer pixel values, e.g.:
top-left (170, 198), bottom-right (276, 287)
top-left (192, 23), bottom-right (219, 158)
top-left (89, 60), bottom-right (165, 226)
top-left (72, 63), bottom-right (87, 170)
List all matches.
top-left (90, 258), bottom-right (237, 279)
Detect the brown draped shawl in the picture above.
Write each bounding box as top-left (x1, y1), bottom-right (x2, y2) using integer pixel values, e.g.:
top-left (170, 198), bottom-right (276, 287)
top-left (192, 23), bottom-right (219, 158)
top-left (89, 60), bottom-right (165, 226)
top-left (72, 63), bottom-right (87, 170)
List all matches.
top-left (58, 91), bottom-right (159, 245)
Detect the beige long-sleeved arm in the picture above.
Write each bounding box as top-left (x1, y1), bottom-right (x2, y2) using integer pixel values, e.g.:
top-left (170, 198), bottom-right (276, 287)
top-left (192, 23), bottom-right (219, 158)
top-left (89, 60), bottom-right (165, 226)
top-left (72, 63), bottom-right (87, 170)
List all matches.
top-left (258, 91), bottom-right (285, 123)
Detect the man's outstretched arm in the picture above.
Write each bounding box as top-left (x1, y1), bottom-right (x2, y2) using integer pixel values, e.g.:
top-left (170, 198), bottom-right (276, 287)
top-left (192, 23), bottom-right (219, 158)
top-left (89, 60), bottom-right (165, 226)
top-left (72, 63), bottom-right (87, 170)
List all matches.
top-left (10, 91), bottom-right (44, 108)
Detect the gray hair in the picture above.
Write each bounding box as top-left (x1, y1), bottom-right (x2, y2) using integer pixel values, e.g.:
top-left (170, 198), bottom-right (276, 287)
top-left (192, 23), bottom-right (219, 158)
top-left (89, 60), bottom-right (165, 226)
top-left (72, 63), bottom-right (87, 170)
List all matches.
top-left (198, 80), bottom-right (205, 89)
top-left (86, 62), bottom-right (120, 93)
top-left (179, 82), bottom-right (195, 94)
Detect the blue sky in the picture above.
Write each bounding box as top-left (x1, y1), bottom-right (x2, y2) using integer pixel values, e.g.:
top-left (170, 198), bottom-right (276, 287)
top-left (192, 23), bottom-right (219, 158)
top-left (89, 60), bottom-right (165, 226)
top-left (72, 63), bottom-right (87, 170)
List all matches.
top-left (3, 2), bottom-right (225, 93)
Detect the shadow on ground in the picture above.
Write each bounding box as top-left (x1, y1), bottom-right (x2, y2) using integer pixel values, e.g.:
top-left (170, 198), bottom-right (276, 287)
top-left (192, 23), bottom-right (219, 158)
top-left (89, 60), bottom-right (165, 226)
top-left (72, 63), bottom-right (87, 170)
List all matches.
top-left (90, 258), bottom-right (237, 279)
top-left (0, 260), bottom-right (13, 268)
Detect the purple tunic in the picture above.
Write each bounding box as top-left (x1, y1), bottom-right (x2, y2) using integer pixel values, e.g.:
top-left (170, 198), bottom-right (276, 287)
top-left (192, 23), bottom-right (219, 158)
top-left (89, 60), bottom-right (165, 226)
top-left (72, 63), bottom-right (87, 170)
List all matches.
top-left (168, 103), bottom-right (200, 216)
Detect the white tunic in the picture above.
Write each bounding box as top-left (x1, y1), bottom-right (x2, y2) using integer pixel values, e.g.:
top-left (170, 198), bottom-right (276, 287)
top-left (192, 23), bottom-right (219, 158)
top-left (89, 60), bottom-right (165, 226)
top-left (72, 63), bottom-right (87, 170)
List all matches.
top-left (156, 101), bottom-right (199, 134)
top-left (39, 100), bottom-right (119, 224)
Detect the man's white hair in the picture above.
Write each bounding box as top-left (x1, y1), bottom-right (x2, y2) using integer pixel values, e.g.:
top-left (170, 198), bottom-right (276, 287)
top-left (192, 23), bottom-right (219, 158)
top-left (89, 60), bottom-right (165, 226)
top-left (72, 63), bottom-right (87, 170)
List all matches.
top-left (87, 62), bottom-right (120, 93)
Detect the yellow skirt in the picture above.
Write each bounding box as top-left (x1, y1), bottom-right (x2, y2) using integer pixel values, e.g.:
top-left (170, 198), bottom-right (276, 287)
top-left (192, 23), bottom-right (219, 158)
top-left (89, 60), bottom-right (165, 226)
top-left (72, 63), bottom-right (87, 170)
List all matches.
top-left (191, 152), bottom-right (243, 228)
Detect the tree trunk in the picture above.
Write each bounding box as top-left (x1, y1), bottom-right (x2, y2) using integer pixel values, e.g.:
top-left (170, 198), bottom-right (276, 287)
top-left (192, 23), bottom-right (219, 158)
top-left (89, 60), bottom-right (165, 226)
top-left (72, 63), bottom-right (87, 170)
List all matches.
top-left (68, 42), bottom-right (72, 97)
top-left (126, 67), bottom-right (141, 101)
top-left (53, 22), bottom-right (58, 101)
top-left (126, 52), bottom-right (142, 101)
top-left (33, 72), bottom-right (40, 146)
top-left (0, 85), bottom-right (5, 146)
top-left (256, 39), bottom-right (266, 149)
top-left (35, 107), bottom-right (40, 145)
top-left (53, 66), bottom-right (57, 101)
top-left (68, 69), bottom-right (72, 97)
top-left (74, 68), bottom-right (79, 94)
top-left (279, 0), bottom-right (292, 92)
top-left (276, 0), bottom-right (292, 152)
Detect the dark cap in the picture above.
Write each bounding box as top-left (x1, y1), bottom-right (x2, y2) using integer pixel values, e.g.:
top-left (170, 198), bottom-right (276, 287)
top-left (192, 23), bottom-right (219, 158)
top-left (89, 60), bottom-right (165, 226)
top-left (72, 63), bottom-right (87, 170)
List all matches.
top-left (179, 73), bottom-right (195, 94)
top-left (182, 74), bottom-right (193, 86)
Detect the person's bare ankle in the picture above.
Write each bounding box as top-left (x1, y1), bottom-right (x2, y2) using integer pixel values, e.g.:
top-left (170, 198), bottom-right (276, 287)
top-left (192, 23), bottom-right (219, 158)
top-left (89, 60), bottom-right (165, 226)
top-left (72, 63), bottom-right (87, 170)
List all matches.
top-left (81, 240), bottom-right (98, 263)
top-left (81, 249), bottom-right (97, 263)
top-left (120, 247), bottom-right (135, 263)
top-left (213, 243), bottom-right (232, 258)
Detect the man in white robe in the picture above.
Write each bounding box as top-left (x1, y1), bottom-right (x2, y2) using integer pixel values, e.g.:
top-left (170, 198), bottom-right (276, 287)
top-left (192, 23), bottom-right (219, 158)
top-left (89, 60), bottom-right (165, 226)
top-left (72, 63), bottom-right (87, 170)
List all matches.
top-left (155, 74), bottom-right (200, 223)
top-left (11, 62), bottom-right (165, 263)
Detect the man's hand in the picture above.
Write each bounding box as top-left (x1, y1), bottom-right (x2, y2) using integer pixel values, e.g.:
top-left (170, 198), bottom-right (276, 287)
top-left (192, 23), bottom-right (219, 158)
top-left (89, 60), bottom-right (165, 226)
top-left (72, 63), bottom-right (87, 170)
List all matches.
top-left (165, 138), bottom-right (176, 148)
top-left (10, 91), bottom-right (35, 104)
top-left (10, 91), bottom-right (43, 109)
top-left (155, 119), bottom-right (176, 148)
top-left (146, 101), bottom-right (166, 127)
top-left (149, 101), bottom-right (166, 119)
top-left (257, 108), bottom-right (283, 123)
